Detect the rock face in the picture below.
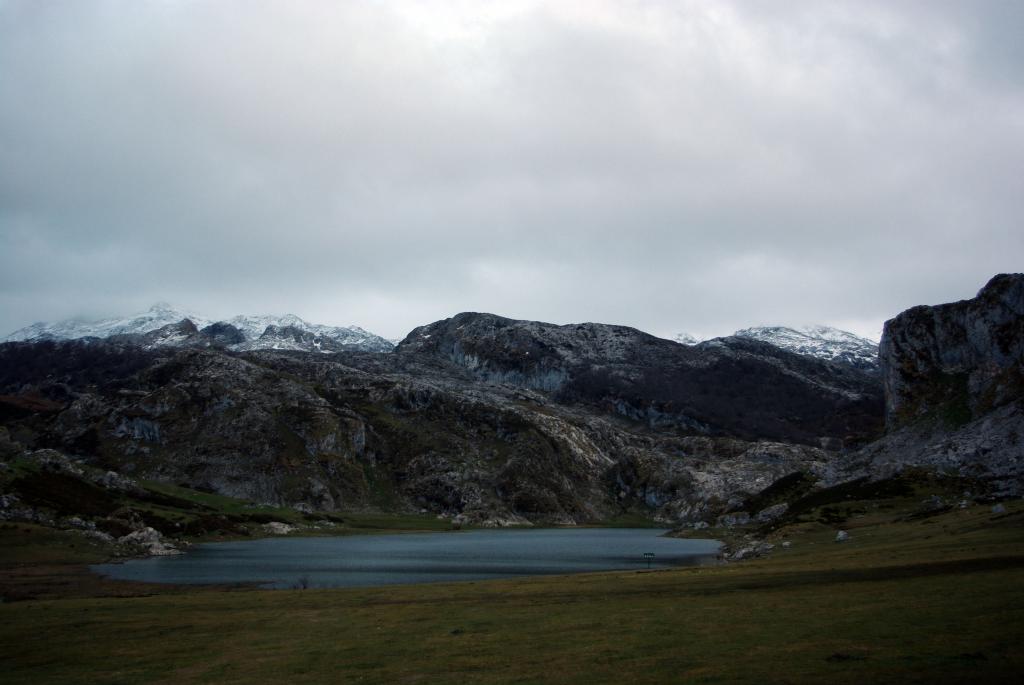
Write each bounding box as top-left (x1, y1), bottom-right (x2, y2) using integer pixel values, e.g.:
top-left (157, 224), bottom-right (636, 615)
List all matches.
top-left (880, 274), bottom-right (1023, 428)
top-left (853, 274), bottom-right (1024, 494)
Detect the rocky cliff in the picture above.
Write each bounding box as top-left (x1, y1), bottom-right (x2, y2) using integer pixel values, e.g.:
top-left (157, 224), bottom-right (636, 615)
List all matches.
top-left (880, 274), bottom-right (1023, 428)
top-left (853, 274), bottom-right (1024, 494)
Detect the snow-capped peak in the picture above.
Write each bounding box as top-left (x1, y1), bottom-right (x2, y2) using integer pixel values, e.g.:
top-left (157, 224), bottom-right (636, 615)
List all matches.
top-left (4, 303), bottom-right (210, 343)
top-left (732, 325), bottom-right (878, 370)
top-left (672, 333), bottom-right (701, 345)
top-left (4, 304), bottom-right (394, 353)
top-left (225, 314), bottom-right (309, 340)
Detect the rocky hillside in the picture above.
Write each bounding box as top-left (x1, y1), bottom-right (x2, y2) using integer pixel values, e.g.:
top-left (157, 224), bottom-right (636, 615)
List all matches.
top-left (398, 313), bottom-right (883, 447)
top-left (2, 276), bottom-right (1019, 530)
top-left (0, 331), bottom-right (866, 526)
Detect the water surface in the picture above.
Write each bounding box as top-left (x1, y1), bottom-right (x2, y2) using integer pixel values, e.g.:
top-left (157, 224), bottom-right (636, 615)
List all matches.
top-left (93, 528), bottom-right (720, 589)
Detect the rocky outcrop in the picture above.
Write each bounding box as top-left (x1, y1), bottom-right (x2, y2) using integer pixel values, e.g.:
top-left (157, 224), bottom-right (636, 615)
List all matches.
top-left (855, 274), bottom-right (1024, 494)
top-left (848, 399), bottom-right (1024, 496)
top-left (197, 322), bottom-right (247, 347)
top-left (880, 273), bottom-right (1023, 428)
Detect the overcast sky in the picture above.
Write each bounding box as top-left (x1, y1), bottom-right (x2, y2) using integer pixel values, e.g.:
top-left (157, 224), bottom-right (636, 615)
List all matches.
top-left (1, 1), bottom-right (1022, 342)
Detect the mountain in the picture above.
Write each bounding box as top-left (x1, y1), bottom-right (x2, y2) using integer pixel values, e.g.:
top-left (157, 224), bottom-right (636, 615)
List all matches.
top-left (1, 276), bottom-right (1018, 528)
top-left (230, 319), bottom-right (393, 353)
top-left (0, 338), bottom-right (844, 527)
top-left (4, 302), bottom-right (211, 343)
top-left (732, 325), bottom-right (879, 371)
top-left (0, 310), bottom-right (884, 526)
top-left (396, 312), bottom-right (883, 447)
top-left (4, 304), bottom-right (394, 354)
top-left (672, 333), bottom-right (700, 345)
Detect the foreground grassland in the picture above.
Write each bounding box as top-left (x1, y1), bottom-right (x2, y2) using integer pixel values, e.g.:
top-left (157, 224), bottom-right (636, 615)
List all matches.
top-left (2, 498), bottom-right (1023, 684)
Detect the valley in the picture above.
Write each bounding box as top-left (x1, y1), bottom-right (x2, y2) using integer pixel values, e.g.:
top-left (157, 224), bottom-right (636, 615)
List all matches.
top-left (1, 273), bottom-right (1021, 683)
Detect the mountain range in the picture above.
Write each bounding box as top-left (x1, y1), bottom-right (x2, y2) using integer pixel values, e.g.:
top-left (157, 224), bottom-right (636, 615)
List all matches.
top-left (0, 274), bottom-right (1019, 529)
top-left (4, 303), bottom-right (394, 354)
top-left (7, 304), bottom-right (878, 369)
top-left (674, 326), bottom-right (879, 371)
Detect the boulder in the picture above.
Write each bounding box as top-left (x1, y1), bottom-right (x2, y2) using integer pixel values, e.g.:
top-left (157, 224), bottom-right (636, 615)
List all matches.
top-left (755, 502), bottom-right (789, 522)
top-left (717, 512), bottom-right (751, 528)
top-left (118, 526), bottom-right (180, 555)
top-left (263, 521), bottom-right (296, 535)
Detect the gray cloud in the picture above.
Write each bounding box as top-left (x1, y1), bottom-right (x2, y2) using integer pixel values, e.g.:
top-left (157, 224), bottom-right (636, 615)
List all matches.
top-left (1, 0), bottom-right (1022, 341)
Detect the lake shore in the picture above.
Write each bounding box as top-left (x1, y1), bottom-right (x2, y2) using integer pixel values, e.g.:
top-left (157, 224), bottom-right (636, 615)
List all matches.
top-left (2, 494), bottom-right (1022, 683)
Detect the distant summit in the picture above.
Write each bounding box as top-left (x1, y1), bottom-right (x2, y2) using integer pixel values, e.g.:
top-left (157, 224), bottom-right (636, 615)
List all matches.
top-left (732, 325), bottom-right (878, 371)
top-left (4, 303), bottom-right (394, 353)
top-left (4, 303), bottom-right (211, 342)
top-left (672, 333), bottom-right (700, 345)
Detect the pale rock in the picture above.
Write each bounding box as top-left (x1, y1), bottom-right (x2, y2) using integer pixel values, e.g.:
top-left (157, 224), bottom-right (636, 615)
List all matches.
top-left (716, 512), bottom-right (751, 528)
top-left (755, 502), bottom-right (789, 522)
top-left (118, 526), bottom-right (181, 555)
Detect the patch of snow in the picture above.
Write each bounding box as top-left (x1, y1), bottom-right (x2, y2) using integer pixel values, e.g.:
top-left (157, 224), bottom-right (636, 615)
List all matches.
top-left (732, 325), bottom-right (878, 369)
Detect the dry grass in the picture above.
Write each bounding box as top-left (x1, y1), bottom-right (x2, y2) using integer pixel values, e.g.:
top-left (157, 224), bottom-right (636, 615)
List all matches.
top-left (1, 500), bottom-right (1022, 684)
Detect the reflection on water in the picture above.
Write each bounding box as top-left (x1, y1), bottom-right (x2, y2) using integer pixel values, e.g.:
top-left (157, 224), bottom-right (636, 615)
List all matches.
top-left (93, 528), bottom-right (721, 589)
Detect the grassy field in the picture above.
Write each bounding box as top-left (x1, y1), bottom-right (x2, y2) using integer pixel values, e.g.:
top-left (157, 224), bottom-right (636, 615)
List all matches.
top-left (1, 491), bottom-right (1022, 683)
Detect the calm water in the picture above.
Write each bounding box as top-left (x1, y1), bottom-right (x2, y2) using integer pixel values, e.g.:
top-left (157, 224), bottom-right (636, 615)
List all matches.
top-left (92, 528), bottom-right (721, 589)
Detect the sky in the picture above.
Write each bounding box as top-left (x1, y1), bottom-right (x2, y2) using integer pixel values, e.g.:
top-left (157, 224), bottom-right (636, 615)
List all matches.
top-left (1, 1), bottom-right (1022, 342)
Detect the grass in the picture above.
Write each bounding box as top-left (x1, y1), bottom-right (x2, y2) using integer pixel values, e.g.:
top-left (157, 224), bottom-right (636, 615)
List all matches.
top-left (1, 494), bottom-right (1022, 683)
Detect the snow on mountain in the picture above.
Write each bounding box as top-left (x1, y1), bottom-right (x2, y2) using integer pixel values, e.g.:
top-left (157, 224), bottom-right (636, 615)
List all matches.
top-left (672, 333), bottom-right (700, 345)
top-left (4, 303), bottom-right (210, 342)
top-left (225, 314), bottom-right (308, 340)
top-left (732, 325), bottom-right (879, 371)
top-left (4, 304), bottom-right (394, 353)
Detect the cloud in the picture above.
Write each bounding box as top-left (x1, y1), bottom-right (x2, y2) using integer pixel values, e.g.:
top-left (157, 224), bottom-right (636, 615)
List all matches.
top-left (1, 0), bottom-right (1021, 340)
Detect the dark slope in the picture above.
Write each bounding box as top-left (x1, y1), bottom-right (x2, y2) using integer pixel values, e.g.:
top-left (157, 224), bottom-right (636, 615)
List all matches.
top-left (398, 312), bottom-right (883, 447)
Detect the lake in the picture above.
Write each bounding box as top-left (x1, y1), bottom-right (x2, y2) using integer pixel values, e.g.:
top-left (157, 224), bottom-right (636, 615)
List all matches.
top-left (92, 528), bottom-right (721, 589)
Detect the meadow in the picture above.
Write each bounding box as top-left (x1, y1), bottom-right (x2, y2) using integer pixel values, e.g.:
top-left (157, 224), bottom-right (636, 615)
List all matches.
top-left (1, 490), bottom-right (1022, 684)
